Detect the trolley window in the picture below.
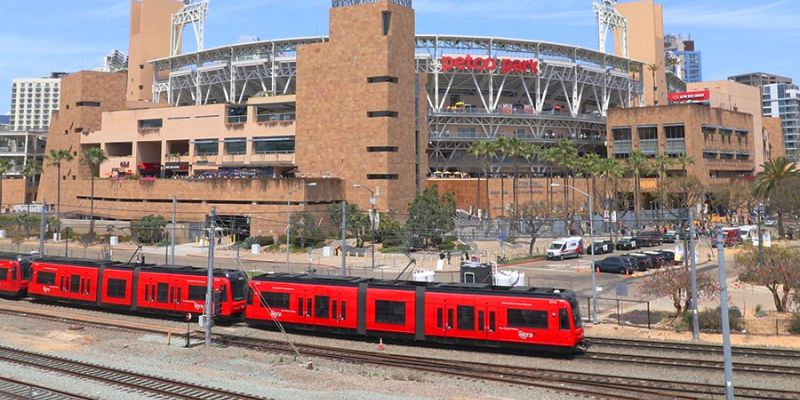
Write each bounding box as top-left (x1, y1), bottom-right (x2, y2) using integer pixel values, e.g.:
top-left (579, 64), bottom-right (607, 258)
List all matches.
top-left (341, 301), bottom-right (347, 320)
top-left (478, 311), bottom-right (485, 331)
top-left (298, 297), bottom-right (304, 316)
top-left (261, 291), bottom-right (290, 309)
top-left (20, 261), bottom-right (31, 279)
top-left (0, 269), bottom-right (7, 280)
top-left (188, 285), bottom-right (206, 301)
top-left (559, 308), bottom-right (570, 330)
top-left (507, 309), bottom-right (548, 329)
top-left (457, 306), bottom-right (475, 331)
top-left (436, 308), bottom-right (443, 328)
top-left (315, 296), bottom-right (330, 318)
top-left (230, 279), bottom-right (246, 301)
top-left (569, 299), bottom-right (582, 328)
top-left (332, 300), bottom-right (338, 319)
top-left (306, 298), bottom-right (312, 317)
top-left (70, 274), bottom-right (80, 293)
top-left (375, 300), bottom-right (406, 325)
top-left (157, 283), bottom-right (169, 303)
top-left (106, 279), bottom-right (128, 299)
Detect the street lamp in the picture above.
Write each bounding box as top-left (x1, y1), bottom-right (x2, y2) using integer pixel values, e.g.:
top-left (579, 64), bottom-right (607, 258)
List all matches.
top-left (353, 184), bottom-right (380, 270)
top-left (287, 182), bottom-right (318, 273)
top-left (552, 183), bottom-right (597, 324)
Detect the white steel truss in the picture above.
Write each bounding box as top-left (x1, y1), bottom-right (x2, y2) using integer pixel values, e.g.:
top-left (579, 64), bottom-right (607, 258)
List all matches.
top-left (171, 0), bottom-right (209, 57)
top-left (594, 0), bottom-right (628, 57)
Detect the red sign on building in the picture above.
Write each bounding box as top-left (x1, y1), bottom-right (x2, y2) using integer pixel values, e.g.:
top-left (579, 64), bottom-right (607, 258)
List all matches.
top-left (668, 90), bottom-right (710, 103)
top-left (441, 55), bottom-right (538, 75)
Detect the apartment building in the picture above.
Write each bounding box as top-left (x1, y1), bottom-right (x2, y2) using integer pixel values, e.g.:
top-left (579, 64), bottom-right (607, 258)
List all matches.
top-left (9, 73), bottom-right (65, 132)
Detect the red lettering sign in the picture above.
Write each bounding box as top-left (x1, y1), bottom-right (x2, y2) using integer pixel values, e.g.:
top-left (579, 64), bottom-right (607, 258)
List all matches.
top-left (668, 90), bottom-right (710, 103)
top-left (441, 55), bottom-right (538, 75)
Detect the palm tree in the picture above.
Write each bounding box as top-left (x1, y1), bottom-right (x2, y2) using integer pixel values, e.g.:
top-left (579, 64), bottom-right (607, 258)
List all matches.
top-left (47, 149), bottom-right (74, 218)
top-left (0, 159), bottom-right (13, 214)
top-left (538, 146), bottom-right (558, 212)
top-left (502, 137), bottom-right (528, 218)
top-left (626, 150), bottom-right (648, 228)
top-left (554, 140), bottom-right (579, 215)
top-left (22, 159), bottom-right (42, 215)
top-left (647, 63), bottom-right (660, 106)
top-left (467, 141), bottom-right (490, 217)
top-left (521, 143), bottom-right (541, 205)
top-left (578, 153), bottom-right (602, 215)
top-left (80, 147), bottom-right (108, 235)
top-left (651, 154), bottom-right (674, 219)
top-left (753, 157), bottom-right (800, 237)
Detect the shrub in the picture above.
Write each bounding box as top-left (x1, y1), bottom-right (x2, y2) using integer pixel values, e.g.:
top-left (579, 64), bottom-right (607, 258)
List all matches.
top-left (684, 306), bottom-right (743, 332)
top-left (244, 236), bottom-right (274, 247)
top-left (789, 313), bottom-right (800, 335)
top-left (131, 215), bottom-right (167, 244)
top-left (437, 241), bottom-right (456, 251)
top-left (456, 244), bottom-right (471, 251)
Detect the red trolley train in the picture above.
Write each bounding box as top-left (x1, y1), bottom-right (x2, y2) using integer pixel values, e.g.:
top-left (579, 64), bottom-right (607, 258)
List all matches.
top-left (28, 257), bottom-right (248, 319)
top-left (0, 253), bottom-right (35, 297)
top-left (245, 273), bottom-right (587, 354)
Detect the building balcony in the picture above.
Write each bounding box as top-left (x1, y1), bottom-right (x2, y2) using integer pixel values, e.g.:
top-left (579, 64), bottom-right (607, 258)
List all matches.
top-left (250, 152), bottom-right (295, 166)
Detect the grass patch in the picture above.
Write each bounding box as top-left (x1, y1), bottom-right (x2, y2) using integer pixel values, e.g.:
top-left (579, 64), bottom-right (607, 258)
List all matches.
top-left (501, 255), bottom-right (546, 265)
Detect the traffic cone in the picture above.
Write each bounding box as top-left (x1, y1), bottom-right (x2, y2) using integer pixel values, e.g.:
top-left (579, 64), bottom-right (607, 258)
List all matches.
top-left (378, 338), bottom-right (385, 351)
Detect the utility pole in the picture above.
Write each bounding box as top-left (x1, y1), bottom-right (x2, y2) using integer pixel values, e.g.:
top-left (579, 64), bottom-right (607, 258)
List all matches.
top-left (688, 207), bottom-right (699, 341)
top-left (171, 196), bottom-right (176, 265)
top-left (757, 202), bottom-right (764, 265)
top-left (38, 201), bottom-right (46, 255)
top-left (341, 200), bottom-right (347, 276)
top-left (204, 207), bottom-right (216, 348)
top-left (716, 225), bottom-right (735, 400)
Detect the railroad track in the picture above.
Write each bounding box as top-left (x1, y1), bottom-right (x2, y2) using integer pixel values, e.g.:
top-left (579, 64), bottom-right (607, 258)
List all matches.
top-left (589, 336), bottom-right (800, 359)
top-left (0, 345), bottom-right (266, 400)
top-left (214, 333), bottom-right (800, 400)
top-left (0, 376), bottom-right (92, 400)
top-left (585, 350), bottom-right (800, 376)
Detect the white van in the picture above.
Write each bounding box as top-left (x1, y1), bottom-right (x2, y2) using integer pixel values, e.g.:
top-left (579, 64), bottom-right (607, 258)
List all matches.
top-left (546, 237), bottom-right (584, 260)
top-left (738, 225), bottom-right (758, 243)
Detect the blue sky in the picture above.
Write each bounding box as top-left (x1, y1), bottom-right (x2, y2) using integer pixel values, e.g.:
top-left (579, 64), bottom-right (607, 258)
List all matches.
top-left (1, 0), bottom-right (799, 113)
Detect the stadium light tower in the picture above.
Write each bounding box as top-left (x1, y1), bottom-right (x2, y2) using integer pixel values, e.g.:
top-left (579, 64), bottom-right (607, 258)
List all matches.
top-left (171, 0), bottom-right (209, 57)
top-left (594, 0), bottom-right (628, 58)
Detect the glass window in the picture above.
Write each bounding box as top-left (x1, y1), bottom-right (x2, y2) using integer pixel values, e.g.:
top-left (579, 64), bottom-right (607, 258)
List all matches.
top-left (306, 298), bottom-right (312, 317)
top-left (138, 119), bottom-right (163, 129)
top-left (507, 309), bottom-right (549, 329)
top-left (612, 128), bottom-right (631, 141)
top-left (375, 300), bottom-right (406, 325)
top-left (224, 138), bottom-right (246, 155)
top-left (436, 308), bottom-right (443, 328)
top-left (341, 301), bottom-right (347, 320)
top-left (70, 274), bottom-right (80, 293)
top-left (664, 125), bottom-right (685, 139)
top-left (382, 11), bottom-right (391, 35)
top-left (157, 283), bottom-right (169, 302)
top-left (253, 137), bottom-right (295, 154)
top-left (188, 285), bottom-right (206, 301)
top-left (570, 300), bottom-right (582, 328)
top-left (195, 140), bottom-right (219, 156)
top-left (457, 306), bottom-right (475, 331)
top-left (315, 295), bottom-right (330, 318)
top-left (230, 279), bottom-right (246, 301)
top-left (106, 278), bottom-right (126, 299)
top-left (298, 297), bottom-right (304, 315)
top-left (261, 291), bottom-right (290, 309)
top-left (0, 269), bottom-right (7, 280)
top-left (332, 300), bottom-right (338, 319)
top-left (637, 126), bottom-right (657, 141)
top-left (478, 311), bottom-right (485, 331)
top-left (559, 308), bottom-right (571, 330)
top-left (489, 311), bottom-right (496, 331)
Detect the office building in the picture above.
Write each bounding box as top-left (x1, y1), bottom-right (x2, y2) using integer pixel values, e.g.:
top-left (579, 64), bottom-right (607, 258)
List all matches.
top-left (664, 34), bottom-right (702, 83)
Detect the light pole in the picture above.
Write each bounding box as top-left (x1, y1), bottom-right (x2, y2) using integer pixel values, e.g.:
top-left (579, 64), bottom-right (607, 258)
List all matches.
top-left (552, 183), bottom-right (597, 324)
top-left (353, 184), bottom-right (380, 270)
top-left (287, 182), bottom-right (317, 273)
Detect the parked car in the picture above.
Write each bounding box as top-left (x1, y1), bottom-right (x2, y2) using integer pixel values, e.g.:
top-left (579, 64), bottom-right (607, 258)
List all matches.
top-left (593, 257), bottom-right (636, 274)
top-left (620, 253), bottom-right (652, 271)
top-left (662, 230), bottom-right (677, 243)
top-left (587, 239), bottom-right (614, 255)
top-left (656, 249), bottom-right (676, 265)
top-left (642, 251), bottom-right (665, 268)
top-left (616, 236), bottom-right (639, 250)
top-left (636, 231), bottom-right (663, 247)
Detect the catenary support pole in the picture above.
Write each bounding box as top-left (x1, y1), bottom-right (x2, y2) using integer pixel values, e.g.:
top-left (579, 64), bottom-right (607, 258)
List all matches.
top-left (341, 200), bottom-right (347, 276)
top-left (171, 196), bottom-right (176, 265)
top-left (204, 207), bottom-right (216, 348)
top-left (589, 193), bottom-right (597, 324)
top-left (39, 201), bottom-right (46, 255)
top-left (689, 208), bottom-right (699, 341)
top-left (286, 191), bottom-right (292, 273)
top-left (716, 225), bottom-right (735, 399)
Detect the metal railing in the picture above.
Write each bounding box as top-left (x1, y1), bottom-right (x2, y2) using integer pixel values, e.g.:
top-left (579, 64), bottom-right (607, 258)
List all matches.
top-left (256, 112), bottom-right (296, 123)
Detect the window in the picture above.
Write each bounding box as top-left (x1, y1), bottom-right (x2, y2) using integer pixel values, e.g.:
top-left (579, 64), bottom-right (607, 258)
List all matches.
top-left (261, 291), bottom-right (290, 309)
top-left (366, 146), bottom-right (399, 153)
top-left (507, 309), bottom-right (549, 329)
top-left (227, 106), bottom-right (247, 124)
top-left (478, 311), bottom-right (485, 331)
top-left (637, 126), bottom-right (657, 141)
top-left (195, 140), bottom-right (219, 156)
top-left (298, 297), bottom-right (304, 315)
top-left (341, 301), bottom-right (347, 320)
top-left (437, 308), bottom-right (443, 328)
top-left (664, 125), bottom-right (685, 139)
top-left (375, 300), bottom-right (406, 325)
top-left (559, 308), bottom-right (571, 330)
top-left (703, 150), bottom-right (718, 159)
top-left (612, 127), bottom-right (631, 141)
top-left (0, 269), bottom-right (7, 280)
top-left (70, 274), bottom-right (80, 293)
top-left (367, 111), bottom-right (398, 118)
top-left (224, 138), bottom-right (247, 155)
top-left (368, 76), bottom-right (398, 84)
top-left (315, 295), bottom-right (330, 318)
top-left (157, 283), bottom-right (169, 303)
top-left (306, 298), bottom-right (312, 317)
top-left (332, 300), bottom-right (338, 319)
top-left (382, 11), bottom-right (391, 35)
top-left (106, 278), bottom-right (126, 299)
top-left (367, 174), bottom-right (399, 180)
top-left (253, 137), bottom-right (295, 154)
top-left (76, 101), bottom-right (101, 107)
top-left (231, 279), bottom-right (246, 301)
top-left (457, 306), bottom-right (475, 330)
top-left (138, 119), bottom-right (163, 129)
top-left (447, 309), bottom-right (454, 329)
top-left (188, 285), bottom-right (206, 301)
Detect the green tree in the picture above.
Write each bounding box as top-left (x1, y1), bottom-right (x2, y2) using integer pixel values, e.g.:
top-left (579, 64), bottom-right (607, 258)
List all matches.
top-left (626, 150), bottom-right (648, 227)
top-left (22, 159), bottom-right (42, 207)
top-left (498, 137), bottom-right (528, 218)
top-left (578, 152), bottom-right (602, 214)
top-left (651, 154), bottom-right (673, 218)
top-left (132, 215), bottom-right (168, 244)
top-left (328, 203), bottom-right (369, 248)
top-left (736, 245), bottom-right (800, 312)
top-left (376, 213), bottom-right (405, 247)
top-left (549, 140), bottom-right (579, 216)
top-left (47, 149), bottom-right (75, 218)
top-left (405, 186), bottom-right (456, 248)
top-left (80, 147), bottom-right (108, 235)
top-left (753, 157), bottom-right (800, 238)
top-left (0, 159), bottom-right (14, 213)
top-left (467, 141), bottom-right (491, 217)
top-left (289, 211), bottom-right (324, 249)
top-left (641, 266), bottom-right (719, 317)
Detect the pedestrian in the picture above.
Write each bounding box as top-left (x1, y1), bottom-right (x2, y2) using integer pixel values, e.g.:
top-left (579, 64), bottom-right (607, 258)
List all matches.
top-left (446, 251), bottom-right (452, 265)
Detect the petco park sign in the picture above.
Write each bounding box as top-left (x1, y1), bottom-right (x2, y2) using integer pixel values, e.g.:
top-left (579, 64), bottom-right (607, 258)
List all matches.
top-left (441, 55), bottom-right (539, 75)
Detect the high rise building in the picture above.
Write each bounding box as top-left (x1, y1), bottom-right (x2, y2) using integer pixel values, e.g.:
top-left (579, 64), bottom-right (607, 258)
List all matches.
top-left (730, 72), bottom-right (800, 161)
top-left (664, 34), bottom-right (702, 83)
top-left (9, 73), bottom-right (66, 132)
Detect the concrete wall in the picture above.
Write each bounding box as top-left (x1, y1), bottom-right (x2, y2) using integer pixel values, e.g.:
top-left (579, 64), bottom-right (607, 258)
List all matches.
top-left (763, 117), bottom-right (787, 160)
top-left (615, 0), bottom-right (667, 106)
top-left (0, 178), bottom-right (29, 212)
top-left (127, 0), bottom-right (183, 104)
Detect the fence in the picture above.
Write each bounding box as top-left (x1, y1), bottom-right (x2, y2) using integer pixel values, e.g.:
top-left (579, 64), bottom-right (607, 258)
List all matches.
top-left (579, 296), bottom-right (654, 329)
